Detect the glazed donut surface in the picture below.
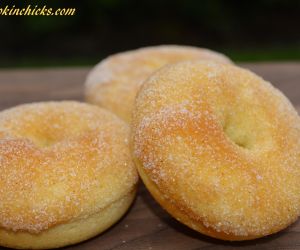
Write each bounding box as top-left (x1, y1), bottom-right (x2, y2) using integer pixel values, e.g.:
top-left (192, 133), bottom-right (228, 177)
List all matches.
top-left (0, 101), bottom-right (138, 249)
top-left (85, 45), bottom-right (232, 122)
top-left (132, 61), bottom-right (300, 240)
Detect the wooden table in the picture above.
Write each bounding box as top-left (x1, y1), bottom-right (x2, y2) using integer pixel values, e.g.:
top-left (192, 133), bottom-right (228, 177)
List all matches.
top-left (0, 63), bottom-right (299, 250)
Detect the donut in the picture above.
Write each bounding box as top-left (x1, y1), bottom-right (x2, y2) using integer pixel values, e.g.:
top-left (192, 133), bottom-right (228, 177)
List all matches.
top-left (132, 61), bottom-right (300, 240)
top-left (85, 45), bottom-right (232, 122)
top-left (0, 101), bottom-right (138, 249)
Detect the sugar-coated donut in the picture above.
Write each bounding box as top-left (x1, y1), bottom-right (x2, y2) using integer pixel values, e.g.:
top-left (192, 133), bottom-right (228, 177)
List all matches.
top-left (85, 45), bottom-right (232, 122)
top-left (132, 61), bottom-right (300, 240)
top-left (0, 101), bottom-right (138, 249)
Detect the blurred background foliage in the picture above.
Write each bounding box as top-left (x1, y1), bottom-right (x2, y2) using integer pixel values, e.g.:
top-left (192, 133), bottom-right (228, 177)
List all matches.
top-left (0, 0), bottom-right (300, 67)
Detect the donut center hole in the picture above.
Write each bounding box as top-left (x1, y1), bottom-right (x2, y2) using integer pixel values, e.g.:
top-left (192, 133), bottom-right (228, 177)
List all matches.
top-left (27, 136), bottom-right (59, 147)
top-left (224, 127), bottom-right (249, 149)
top-left (13, 125), bottom-right (84, 148)
top-left (223, 118), bottom-right (252, 150)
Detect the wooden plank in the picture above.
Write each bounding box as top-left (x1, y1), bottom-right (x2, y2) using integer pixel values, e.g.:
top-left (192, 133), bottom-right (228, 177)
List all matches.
top-left (0, 63), bottom-right (299, 250)
top-left (0, 68), bottom-right (87, 110)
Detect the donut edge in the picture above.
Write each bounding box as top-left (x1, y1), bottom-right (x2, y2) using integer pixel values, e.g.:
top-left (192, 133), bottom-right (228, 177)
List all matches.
top-left (0, 188), bottom-right (137, 249)
top-left (133, 156), bottom-right (281, 241)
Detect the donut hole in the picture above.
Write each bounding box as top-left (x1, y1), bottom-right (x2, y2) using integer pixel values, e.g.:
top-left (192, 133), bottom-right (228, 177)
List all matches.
top-left (211, 83), bottom-right (276, 153)
top-left (22, 127), bottom-right (83, 148)
top-left (221, 107), bottom-right (273, 152)
top-left (9, 123), bottom-right (85, 148)
top-left (214, 108), bottom-right (254, 150)
top-left (223, 121), bottom-right (252, 149)
top-left (0, 103), bottom-right (98, 148)
top-left (24, 134), bottom-right (61, 148)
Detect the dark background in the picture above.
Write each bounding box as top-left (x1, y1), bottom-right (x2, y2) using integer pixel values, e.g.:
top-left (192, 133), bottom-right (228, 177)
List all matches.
top-left (0, 0), bottom-right (300, 67)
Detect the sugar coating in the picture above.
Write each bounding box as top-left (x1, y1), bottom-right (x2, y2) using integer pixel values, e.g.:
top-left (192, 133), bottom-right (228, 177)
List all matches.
top-left (132, 61), bottom-right (300, 239)
top-left (0, 101), bottom-right (138, 233)
top-left (84, 45), bottom-right (232, 122)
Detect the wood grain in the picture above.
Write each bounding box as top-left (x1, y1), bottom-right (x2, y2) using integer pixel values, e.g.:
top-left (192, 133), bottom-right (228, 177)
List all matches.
top-left (0, 63), bottom-right (299, 250)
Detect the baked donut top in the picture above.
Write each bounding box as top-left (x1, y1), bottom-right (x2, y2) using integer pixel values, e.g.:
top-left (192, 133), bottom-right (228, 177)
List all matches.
top-left (0, 101), bottom-right (138, 233)
top-left (85, 45), bottom-right (232, 122)
top-left (133, 61), bottom-right (300, 237)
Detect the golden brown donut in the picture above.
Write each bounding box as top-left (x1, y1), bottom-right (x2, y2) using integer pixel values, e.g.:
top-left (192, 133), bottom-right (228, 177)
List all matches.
top-left (132, 61), bottom-right (300, 240)
top-left (0, 101), bottom-right (138, 249)
top-left (85, 45), bottom-right (232, 122)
